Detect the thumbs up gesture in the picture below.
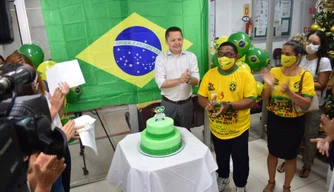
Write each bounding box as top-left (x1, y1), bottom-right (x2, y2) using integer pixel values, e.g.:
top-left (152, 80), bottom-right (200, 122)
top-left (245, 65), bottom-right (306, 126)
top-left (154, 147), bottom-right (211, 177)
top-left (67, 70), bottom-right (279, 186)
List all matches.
top-left (180, 68), bottom-right (191, 83)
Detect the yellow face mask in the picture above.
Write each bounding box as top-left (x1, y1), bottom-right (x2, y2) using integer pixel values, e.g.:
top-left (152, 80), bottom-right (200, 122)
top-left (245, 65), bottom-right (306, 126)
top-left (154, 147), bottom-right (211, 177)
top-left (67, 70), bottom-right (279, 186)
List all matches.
top-left (218, 57), bottom-right (235, 70)
top-left (281, 55), bottom-right (297, 67)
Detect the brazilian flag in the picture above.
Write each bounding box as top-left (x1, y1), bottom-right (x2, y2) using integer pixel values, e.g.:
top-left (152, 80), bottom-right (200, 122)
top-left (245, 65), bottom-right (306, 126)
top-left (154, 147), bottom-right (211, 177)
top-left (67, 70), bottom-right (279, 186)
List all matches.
top-left (41, 0), bottom-right (209, 112)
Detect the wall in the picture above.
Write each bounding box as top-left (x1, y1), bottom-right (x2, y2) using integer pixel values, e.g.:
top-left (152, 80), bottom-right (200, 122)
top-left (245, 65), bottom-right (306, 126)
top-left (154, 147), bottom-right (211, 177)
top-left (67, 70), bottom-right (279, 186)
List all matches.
top-left (0, 2), bottom-right (23, 58)
top-left (1, 0), bottom-right (317, 60)
top-left (0, 0), bottom-right (50, 59)
top-left (25, 0), bottom-right (51, 60)
top-left (215, 0), bottom-right (317, 54)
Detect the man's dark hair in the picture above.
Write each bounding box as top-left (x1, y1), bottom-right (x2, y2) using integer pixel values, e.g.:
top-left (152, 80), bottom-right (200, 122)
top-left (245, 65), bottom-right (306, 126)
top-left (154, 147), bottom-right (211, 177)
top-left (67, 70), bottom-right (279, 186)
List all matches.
top-left (165, 27), bottom-right (183, 40)
top-left (218, 42), bottom-right (238, 54)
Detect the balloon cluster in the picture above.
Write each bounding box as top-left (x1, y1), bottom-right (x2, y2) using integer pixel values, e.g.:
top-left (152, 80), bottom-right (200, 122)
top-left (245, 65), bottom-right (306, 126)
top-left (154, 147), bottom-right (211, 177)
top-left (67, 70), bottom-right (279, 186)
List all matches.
top-left (18, 44), bottom-right (82, 104)
top-left (212, 31), bottom-right (270, 73)
top-left (212, 32), bottom-right (268, 101)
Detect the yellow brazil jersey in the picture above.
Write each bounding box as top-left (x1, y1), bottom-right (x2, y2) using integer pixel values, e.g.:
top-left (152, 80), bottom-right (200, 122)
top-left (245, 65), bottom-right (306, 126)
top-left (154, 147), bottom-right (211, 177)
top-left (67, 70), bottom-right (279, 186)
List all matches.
top-left (198, 66), bottom-right (257, 140)
top-left (264, 67), bottom-right (315, 118)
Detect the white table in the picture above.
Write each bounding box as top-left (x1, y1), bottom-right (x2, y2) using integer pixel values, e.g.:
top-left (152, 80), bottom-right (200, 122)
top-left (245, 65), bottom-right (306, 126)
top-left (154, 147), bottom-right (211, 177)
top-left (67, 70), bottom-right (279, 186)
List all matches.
top-left (107, 127), bottom-right (219, 192)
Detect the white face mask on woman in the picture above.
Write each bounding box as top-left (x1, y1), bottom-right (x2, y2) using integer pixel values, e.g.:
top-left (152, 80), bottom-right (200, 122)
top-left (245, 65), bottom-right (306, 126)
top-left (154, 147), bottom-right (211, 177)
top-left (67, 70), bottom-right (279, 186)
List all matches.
top-left (306, 43), bottom-right (320, 54)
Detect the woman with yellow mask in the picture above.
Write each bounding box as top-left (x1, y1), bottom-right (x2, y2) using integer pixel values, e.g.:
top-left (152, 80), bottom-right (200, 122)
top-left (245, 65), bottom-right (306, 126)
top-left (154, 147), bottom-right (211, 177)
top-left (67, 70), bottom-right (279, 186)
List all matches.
top-left (277, 30), bottom-right (332, 178)
top-left (261, 40), bottom-right (316, 192)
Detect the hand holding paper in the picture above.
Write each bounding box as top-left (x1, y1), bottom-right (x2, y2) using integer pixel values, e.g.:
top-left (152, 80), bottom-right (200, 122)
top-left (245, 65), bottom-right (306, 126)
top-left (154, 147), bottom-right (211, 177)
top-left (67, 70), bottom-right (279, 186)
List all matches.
top-left (74, 115), bottom-right (99, 155)
top-left (46, 59), bottom-right (85, 96)
top-left (62, 120), bottom-right (84, 142)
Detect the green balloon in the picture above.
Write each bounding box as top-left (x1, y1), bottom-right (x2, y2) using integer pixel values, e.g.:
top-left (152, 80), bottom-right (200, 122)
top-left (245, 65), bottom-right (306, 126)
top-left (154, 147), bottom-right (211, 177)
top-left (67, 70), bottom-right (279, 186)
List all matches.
top-left (19, 44), bottom-right (44, 68)
top-left (259, 48), bottom-right (271, 67)
top-left (245, 48), bottom-right (270, 72)
top-left (212, 53), bottom-right (219, 67)
top-left (66, 86), bottom-right (83, 103)
top-left (228, 32), bottom-right (251, 58)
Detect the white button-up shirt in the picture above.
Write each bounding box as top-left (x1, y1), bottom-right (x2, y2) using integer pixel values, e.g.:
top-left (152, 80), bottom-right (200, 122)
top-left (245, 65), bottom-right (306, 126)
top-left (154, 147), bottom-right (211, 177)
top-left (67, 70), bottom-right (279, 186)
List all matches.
top-left (154, 50), bottom-right (200, 101)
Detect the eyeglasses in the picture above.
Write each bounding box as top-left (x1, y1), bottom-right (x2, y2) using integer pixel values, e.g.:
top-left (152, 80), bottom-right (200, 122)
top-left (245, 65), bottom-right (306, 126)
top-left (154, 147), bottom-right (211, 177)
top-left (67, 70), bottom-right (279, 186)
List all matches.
top-left (218, 52), bottom-right (236, 58)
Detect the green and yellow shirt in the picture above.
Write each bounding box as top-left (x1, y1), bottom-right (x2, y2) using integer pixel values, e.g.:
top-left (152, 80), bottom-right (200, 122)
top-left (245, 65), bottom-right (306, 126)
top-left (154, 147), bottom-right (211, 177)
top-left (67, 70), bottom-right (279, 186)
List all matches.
top-left (264, 67), bottom-right (315, 118)
top-left (198, 66), bottom-right (257, 140)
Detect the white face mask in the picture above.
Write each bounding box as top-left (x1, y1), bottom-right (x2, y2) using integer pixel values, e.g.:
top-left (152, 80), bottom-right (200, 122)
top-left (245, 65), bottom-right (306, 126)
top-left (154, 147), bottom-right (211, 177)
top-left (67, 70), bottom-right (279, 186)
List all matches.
top-left (306, 44), bottom-right (320, 54)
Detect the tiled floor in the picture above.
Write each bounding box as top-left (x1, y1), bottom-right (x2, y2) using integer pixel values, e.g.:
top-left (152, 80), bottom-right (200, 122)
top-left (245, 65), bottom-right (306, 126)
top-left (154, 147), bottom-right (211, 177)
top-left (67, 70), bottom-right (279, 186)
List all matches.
top-left (68, 108), bottom-right (329, 192)
top-left (70, 139), bottom-right (329, 192)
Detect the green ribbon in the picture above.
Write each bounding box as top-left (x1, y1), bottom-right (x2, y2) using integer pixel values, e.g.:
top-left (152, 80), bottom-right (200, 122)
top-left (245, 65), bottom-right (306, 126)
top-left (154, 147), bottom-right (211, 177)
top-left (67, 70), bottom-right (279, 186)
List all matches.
top-left (145, 129), bottom-right (176, 140)
top-left (140, 142), bottom-right (182, 156)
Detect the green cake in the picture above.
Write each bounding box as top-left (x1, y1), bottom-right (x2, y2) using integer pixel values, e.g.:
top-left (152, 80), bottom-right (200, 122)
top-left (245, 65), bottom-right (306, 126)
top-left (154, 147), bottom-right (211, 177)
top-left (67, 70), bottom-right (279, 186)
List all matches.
top-left (140, 116), bottom-right (182, 156)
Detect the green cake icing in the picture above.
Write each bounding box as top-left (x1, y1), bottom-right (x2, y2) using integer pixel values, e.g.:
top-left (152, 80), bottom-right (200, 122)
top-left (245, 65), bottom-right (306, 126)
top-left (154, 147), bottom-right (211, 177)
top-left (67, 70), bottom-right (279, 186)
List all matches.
top-left (146, 117), bottom-right (174, 135)
top-left (140, 117), bottom-right (182, 156)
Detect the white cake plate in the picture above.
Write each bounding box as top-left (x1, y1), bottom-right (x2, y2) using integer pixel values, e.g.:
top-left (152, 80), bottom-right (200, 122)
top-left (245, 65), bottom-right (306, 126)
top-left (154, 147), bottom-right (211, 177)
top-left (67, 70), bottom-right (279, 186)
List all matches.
top-left (137, 139), bottom-right (185, 158)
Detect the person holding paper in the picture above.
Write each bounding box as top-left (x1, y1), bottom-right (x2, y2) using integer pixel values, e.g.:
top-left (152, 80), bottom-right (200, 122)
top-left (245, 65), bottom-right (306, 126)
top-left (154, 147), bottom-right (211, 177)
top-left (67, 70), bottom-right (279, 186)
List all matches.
top-left (5, 51), bottom-right (68, 129)
top-left (2, 61), bottom-right (83, 192)
top-left (154, 26), bottom-right (200, 130)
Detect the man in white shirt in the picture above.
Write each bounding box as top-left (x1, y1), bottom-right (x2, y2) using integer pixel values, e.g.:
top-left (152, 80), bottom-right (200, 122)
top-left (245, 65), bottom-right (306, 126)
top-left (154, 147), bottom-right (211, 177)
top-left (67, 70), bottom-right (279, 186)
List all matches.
top-left (154, 26), bottom-right (200, 130)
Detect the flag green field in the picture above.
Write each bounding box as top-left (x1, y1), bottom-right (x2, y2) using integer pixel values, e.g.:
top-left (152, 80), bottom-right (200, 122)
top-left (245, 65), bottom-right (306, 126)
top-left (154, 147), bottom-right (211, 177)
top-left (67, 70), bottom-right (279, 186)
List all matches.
top-left (41, 0), bottom-right (209, 112)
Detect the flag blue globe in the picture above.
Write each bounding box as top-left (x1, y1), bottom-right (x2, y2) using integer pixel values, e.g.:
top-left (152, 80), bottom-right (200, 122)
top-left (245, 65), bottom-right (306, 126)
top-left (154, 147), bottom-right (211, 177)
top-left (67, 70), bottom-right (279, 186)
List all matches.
top-left (113, 26), bottom-right (162, 76)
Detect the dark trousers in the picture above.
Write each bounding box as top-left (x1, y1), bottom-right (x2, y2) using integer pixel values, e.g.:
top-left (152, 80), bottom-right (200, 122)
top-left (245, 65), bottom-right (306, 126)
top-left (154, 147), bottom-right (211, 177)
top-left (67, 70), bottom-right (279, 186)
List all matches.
top-left (161, 99), bottom-right (193, 130)
top-left (212, 130), bottom-right (249, 187)
top-left (51, 146), bottom-right (71, 192)
top-left (62, 146), bottom-right (71, 192)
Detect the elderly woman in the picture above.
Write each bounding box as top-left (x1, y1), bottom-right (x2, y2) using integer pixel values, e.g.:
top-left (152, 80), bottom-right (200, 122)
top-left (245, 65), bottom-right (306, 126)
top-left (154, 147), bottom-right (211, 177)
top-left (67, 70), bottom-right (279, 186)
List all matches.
top-left (262, 40), bottom-right (316, 192)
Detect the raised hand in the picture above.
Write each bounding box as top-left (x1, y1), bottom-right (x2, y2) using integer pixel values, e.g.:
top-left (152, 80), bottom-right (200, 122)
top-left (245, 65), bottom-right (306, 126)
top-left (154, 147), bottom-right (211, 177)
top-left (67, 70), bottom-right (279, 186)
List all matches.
top-left (212, 102), bottom-right (228, 117)
top-left (30, 153), bottom-right (66, 192)
top-left (58, 81), bottom-right (70, 96)
top-left (261, 68), bottom-right (275, 87)
top-left (310, 138), bottom-right (330, 157)
top-left (205, 94), bottom-right (217, 111)
top-left (62, 120), bottom-right (84, 142)
top-left (180, 68), bottom-right (191, 83)
top-left (321, 114), bottom-right (334, 140)
top-left (50, 88), bottom-right (65, 113)
top-left (280, 79), bottom-right (291, 95)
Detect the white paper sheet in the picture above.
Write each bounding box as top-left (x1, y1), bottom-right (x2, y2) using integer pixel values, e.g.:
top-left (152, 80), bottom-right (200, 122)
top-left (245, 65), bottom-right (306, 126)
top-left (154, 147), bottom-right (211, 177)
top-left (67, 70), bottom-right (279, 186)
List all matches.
top-left (74, 115), bottom-right (99, 155)
top-left (46, 59), bottom-right (86, 95)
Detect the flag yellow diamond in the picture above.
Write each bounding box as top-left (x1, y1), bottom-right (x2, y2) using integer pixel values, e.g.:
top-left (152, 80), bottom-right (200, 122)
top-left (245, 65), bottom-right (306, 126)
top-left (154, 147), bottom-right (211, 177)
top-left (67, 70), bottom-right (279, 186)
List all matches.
top-left (76, 12), bottom-right (193, 88)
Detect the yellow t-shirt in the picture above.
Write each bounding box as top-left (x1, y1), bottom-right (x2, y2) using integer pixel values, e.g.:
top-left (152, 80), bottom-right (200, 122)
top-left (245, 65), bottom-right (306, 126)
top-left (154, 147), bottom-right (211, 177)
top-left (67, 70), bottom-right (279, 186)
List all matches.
top-left (198, 66), bottom-right (257, 140)
top-left (265, 67), bottom-right (315, 118)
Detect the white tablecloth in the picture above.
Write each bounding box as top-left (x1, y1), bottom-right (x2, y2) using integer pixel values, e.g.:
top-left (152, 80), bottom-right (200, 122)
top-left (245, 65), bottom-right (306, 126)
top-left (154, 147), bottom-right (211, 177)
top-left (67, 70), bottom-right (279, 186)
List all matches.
top-left (107, 127), bottom-right (219, 192)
